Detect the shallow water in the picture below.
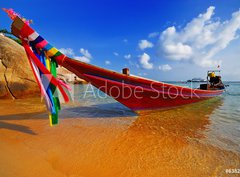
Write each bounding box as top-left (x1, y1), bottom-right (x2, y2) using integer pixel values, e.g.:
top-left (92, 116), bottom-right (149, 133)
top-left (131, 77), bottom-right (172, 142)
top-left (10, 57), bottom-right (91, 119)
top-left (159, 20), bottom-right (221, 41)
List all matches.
top-left (0, 82), bottom-right (239, 177)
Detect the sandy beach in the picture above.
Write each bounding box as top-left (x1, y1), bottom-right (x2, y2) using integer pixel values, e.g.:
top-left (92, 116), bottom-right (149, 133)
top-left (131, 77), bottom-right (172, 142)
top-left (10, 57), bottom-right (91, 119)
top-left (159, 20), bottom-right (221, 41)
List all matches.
top-left (0, 95), bottom-right (239, 177)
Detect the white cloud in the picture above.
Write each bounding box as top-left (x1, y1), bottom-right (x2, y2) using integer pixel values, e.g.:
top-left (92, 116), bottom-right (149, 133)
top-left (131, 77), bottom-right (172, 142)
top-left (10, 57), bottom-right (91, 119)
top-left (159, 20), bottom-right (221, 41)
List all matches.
top-left (105, 60), bottom-right (111, 65)
top-left (163, 42), bottom-right (192, 60)
top-left (159, 6), bottom-right (240, 67)
top-left (113, 52), bottom-right (119, 56)
top-left (77, 48), bottom-right (92, 63)
top-left (139, 53), bottom-right (153, 69)
top-left (75, 56), bottom-right (90, 63)
top-left (60, 48), bottom-right (91, 63)
top-left (148, 32), bottom-right (159, 38)
top-left (59, 48), bottom-right (74, 56)
top-left (159, 64), bottom-right (172, 71)
top-left (138, 40), bottom-right (154, 50)
top-left (124, 54), bottom-right (131, 59)
top-left (80, 48), bottom-right (92, 59)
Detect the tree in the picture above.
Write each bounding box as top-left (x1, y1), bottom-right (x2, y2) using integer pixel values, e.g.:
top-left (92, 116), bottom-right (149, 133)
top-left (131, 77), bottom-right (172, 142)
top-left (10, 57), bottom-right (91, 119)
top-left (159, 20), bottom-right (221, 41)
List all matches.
top-left (0, 29), bottom-right (22, 45)
top-left (0, 29), bottom-right (12, 35)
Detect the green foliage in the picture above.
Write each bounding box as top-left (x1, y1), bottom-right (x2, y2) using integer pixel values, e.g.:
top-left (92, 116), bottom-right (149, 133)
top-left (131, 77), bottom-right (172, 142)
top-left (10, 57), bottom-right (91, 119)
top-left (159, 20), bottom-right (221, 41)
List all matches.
top-left (0, 29), bottom-right (22, 45)
top-left (6, 35), bottom-right (22, 45)
top-left (0, 29), bottom-right (11, 35)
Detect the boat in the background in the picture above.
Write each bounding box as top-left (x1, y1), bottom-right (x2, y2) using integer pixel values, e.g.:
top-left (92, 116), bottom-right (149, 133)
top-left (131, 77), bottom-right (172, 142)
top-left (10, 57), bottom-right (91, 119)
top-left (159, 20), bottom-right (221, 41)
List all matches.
top-left (187, 78), bottom-right (206, 82)
top-left (9, 16), bottom-right (225, 111)
top-left (199, 70), bottom-right (225, 90)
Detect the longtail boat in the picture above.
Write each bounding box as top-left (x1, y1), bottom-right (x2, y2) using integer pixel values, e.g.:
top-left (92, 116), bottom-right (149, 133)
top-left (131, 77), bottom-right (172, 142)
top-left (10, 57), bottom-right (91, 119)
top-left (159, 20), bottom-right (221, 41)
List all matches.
top-left (3, 10), bottom-right (224, 125)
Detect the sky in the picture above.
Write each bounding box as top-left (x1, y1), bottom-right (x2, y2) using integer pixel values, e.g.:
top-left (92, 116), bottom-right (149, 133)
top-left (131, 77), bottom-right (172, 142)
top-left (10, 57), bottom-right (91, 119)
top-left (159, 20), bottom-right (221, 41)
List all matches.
top-left (1, 0), bottom-right (240, 81)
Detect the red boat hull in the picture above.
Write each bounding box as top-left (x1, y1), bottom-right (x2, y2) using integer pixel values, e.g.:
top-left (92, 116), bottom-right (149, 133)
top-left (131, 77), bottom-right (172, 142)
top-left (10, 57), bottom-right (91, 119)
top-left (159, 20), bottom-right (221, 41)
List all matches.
top-left (61, 57), bottom-right (224, 111)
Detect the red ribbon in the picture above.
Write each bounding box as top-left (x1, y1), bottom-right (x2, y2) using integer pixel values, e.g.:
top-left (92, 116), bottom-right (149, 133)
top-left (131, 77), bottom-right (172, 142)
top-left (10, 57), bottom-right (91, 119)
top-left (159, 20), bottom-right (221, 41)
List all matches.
top-left (23, 42), bottom-right (69, 102)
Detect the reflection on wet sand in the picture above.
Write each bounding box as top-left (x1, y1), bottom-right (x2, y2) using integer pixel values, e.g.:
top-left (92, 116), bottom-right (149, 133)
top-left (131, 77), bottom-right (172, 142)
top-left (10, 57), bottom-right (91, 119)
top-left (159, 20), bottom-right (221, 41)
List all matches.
top-left (100, 98), bottom-right (232, 177)
top-left (130, 98), bottom-right (224, 142)
top-left (0, 98), bottom-right (239, 177)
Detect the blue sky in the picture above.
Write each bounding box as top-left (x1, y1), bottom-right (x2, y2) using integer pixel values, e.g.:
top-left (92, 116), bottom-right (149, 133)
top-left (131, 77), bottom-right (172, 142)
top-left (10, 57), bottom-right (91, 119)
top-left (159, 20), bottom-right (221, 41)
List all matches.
top-left (1, 0), bottom-right (240, 81)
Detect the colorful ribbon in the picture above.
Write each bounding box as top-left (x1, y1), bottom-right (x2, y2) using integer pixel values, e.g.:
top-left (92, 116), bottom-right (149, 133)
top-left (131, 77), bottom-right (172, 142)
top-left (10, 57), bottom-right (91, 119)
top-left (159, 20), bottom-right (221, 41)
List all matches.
top-left (3, 8), bottom-right (71, 126)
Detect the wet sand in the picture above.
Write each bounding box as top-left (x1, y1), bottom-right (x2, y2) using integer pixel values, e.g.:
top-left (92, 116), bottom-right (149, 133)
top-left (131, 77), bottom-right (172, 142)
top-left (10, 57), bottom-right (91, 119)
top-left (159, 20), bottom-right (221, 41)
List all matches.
top-left (0, 98), bottom-right (239, 177)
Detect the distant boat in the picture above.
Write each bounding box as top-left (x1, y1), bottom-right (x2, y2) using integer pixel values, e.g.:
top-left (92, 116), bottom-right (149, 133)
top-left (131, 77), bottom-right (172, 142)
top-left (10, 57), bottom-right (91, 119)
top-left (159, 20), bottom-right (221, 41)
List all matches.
top-left (187, 78), bottom-right (207, 82)
top-left (9, 16), bottom-right (225, 111)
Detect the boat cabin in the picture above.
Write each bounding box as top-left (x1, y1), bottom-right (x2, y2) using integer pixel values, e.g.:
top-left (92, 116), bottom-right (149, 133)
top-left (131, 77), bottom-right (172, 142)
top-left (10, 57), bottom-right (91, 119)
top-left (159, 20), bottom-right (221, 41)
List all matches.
top-left (200, 70), bottom-right (225, 90)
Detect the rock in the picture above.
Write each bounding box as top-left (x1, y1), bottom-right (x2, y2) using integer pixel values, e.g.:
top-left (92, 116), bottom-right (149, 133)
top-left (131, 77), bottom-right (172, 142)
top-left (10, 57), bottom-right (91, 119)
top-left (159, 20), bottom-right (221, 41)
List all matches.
top-left (0, 35), bottom-right (39, 99)
top-left (57, 67), bottom-right (88, 84)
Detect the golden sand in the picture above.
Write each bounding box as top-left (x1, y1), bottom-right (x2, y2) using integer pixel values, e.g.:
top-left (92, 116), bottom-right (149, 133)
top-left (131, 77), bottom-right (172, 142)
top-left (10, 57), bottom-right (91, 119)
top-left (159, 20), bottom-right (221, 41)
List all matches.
top-left (0, 98), bottom-right (239, 177)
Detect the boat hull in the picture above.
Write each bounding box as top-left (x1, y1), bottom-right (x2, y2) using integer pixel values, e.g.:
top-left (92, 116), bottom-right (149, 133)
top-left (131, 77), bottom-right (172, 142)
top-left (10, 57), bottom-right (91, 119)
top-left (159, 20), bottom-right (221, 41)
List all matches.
top-left (61, 57), bottom-right (224, 111)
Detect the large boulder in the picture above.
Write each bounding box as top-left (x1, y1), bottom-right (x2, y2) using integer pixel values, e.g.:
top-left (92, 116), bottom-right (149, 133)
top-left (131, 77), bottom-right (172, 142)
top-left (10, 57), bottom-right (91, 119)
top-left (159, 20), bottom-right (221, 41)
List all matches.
top-left (0, 35), bottom-right (39, 99)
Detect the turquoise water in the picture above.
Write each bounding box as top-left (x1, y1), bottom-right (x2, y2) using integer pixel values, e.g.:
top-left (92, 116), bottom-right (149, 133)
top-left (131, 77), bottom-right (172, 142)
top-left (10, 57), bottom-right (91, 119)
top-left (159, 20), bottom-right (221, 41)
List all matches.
top-left (64, 82), bottom-right (240, 153)
top-left (207, 82), bottom-right (240, 153)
